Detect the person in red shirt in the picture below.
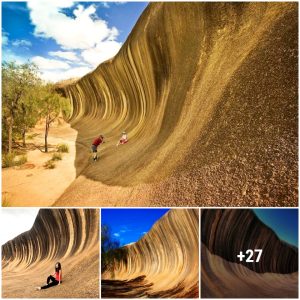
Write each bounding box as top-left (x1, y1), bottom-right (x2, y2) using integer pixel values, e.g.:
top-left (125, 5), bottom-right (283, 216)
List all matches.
top-left (91, 134), bottom-right (105, 161)
top-left (36, 262), bottom-right (62, 290)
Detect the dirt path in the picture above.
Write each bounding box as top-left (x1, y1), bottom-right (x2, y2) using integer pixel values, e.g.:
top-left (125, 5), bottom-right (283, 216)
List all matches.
top-left (2, 122), bottom-right (77, 207)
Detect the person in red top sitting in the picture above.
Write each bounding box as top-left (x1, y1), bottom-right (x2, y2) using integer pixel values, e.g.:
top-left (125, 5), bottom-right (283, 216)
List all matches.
top-left (116, 131), bottom-right (128, 146)
top-left (91, 134), bottom-right (105, 161)
top-left (36, 262), bottom-right (62, 290)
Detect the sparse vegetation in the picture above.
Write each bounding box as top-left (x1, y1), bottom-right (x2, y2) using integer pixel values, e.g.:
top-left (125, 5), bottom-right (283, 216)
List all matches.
top-left (2, 153), bottom-right (15, 168)
top-left (2, 62), bottom-right (41, 152)
top-left (44, 151), bottom-right (63, 169)
top-left (43, 159), bottom-right (56, 169)
top-left (101, 224), bottom-right (128, 275)
top-left (16, 155), bottom-right (28, 166)
top-left (57, 143), bottom-right (69, 153)
top-left (2, 61), bottom-right (71, 154)
top-left (2, 153), bottom-right (27, 168)
top-left (52, 152), bottom-right (62, 161)
top-left (39, 85), bottom-right (71, 152)
top-left (2, 193), bottom-right (11, 207)
top-left (26, 133), bottom-right (39, 140)
top-left (2, 200), bottom-right (11, 207)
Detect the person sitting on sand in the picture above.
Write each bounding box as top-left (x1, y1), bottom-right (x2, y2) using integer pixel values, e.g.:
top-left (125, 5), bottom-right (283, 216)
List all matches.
top-left (36, 262), bottom-right (62, 290)
top-left (91, 134), bottom-right (105, 161)
top-left (116, 131), bottom-right (128, 146)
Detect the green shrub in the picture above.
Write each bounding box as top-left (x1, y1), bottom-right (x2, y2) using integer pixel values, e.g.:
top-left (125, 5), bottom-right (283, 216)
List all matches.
top-left (52, 152), bottom-right (62, 161)
top-left (57, 143), bottom-right (69, 153)
top-left (2, 193), bottom-right (11, 207)
top-left (27, 133), bottom-right (39, 140)
top-left (2, 199), bottom-right (11, 207)
top-left (2, 153), bottom-right (16, 168)
top-left (15, 155), bottom-right (27, 166)
top-left (2, 153), bottom-right (27, 168)
top-left (44, 160), bottom-right (56, 169)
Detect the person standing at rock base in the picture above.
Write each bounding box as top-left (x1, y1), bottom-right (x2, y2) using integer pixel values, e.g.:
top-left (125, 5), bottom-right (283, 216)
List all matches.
top-left (91, 134), bottom-right (105, 161)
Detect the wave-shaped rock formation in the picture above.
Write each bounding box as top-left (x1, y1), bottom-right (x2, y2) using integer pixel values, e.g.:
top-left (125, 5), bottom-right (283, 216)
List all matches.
top-left (201, 209), bottom-right (298, 298)
top-left (101, 209), bottom-right (199, 298)
top-left (56, 2), bottom-right (298, 207)
top-left (2, 209), bottom-right (99, 298)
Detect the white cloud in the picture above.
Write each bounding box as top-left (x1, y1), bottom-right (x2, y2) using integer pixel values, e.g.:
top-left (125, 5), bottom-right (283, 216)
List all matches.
top-left (5, 1), bottom-right (124, 82)
top-left (113, 233), bottom-right (120, 237)
top-left (38, 66), bottom-right (92, 83)
top-left (102, 2), bottom-right (110, 8)
top-left (28, 0), bottom-right (119, 50)
top-left (81, 40), bottom-right (121, 67)
top-left (12, 39), bottom-right (32, 47)
top-left (2, 48), bottom-right (28, 64)
top-left (49, 51), bottom-right (79, 61)
top-left (0, 209), bottom-right (39, 245)
top-left (32, 56), bottom-right (70, 70)
top-left (2, 31), bottom-right (9, 46)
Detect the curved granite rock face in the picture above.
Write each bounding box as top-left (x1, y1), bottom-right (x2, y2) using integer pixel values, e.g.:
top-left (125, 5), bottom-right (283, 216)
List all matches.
top-left (57, 2), bottom-right (298, 207)
top-left (201, 209), bottom-right (298, 273)
top-left (201, 209), bottom-right (298, 298)
top-left (102, 209), bottom-right (199, 298)
top-left (2, 209), bottom-right (99, 298)
top-left (201, 244), bottom-right (298, 298)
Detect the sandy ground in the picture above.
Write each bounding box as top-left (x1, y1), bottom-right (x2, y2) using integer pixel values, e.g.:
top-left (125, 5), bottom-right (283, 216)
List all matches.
top-left (2, 121), bottom-right (77, 207)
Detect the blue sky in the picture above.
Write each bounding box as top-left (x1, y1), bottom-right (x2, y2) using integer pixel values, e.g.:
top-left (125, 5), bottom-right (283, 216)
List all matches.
top-left (101, 209), bottom-right (169, 246)
top-left (253, 209), bottom-right (298, 247)
top-left (2, 1), bottom-right (148, 82)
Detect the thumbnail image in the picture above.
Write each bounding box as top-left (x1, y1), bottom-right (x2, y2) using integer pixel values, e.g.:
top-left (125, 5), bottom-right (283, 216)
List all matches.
top-left (201, 209), bottom-right (298, 298)
top-left (101, 208), bottom-right (199, 298)
top-left (1, 209), bottom-right (99, 298)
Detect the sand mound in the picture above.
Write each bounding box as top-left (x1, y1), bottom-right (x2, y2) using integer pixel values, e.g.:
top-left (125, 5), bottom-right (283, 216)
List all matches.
top-left (2, 209), bottom-right (99, 298)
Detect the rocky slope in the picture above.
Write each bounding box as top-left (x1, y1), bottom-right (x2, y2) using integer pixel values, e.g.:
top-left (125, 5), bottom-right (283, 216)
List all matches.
top-left (2, 209), bottom-right (99, 298)
top-left (102, 209), bottom-right (199, 298)
top-left (57, 2), bottom-right (298, 207)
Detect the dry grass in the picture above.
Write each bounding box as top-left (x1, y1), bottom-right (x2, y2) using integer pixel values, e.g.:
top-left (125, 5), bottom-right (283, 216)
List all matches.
top-left (2, 153), bottom-right (27, 168)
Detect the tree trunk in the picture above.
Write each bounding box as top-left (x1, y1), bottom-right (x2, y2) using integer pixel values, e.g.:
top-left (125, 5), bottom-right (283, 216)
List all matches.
top-left (45, 120), bottom-right (49, 153)
top-left (45, 125), bottom-right (49, 152)
top-left (22, 128), bottom-right (26, 147)
top-left (22, 103), bottom-right (26, 147)
top-left (8, 115), bottom-right (13, 154)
